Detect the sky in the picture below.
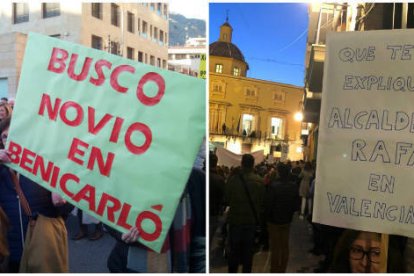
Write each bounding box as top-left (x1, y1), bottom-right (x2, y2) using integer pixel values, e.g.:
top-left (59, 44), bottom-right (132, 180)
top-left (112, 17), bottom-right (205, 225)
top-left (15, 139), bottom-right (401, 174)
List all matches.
top-left (169, 0), bottom-right (207, 20)
top-left (209, 3), bottom-right (309, 87)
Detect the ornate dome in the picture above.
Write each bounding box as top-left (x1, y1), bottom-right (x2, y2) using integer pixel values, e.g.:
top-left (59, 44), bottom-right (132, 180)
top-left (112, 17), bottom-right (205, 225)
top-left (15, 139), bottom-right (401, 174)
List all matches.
top-left (209, 41), bottom-right (246, 63)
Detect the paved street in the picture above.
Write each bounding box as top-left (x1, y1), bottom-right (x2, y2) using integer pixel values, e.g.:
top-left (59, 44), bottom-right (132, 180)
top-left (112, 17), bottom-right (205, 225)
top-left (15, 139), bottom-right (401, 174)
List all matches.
top-left (66, 214), bottom-right (115, 273)
top-left (210, 213), bottom-right (325, 273)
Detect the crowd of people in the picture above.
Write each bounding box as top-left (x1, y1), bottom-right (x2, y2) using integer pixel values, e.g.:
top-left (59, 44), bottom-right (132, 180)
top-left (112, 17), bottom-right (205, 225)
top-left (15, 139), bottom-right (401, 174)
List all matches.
top-left (0, 97), bottom-right (206, 273)
top-left (209, 151), bottom-right (413, 273)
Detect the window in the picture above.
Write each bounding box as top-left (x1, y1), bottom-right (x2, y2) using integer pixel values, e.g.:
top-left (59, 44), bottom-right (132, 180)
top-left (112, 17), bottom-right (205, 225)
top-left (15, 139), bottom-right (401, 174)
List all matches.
top-left (215, 64), bottom-right (223, 73)
top-left (150, 3), bottom-right (155, 11)
top-left (110, 41), bottom-right (120, 55)
top-left (157, 3), bottom-right (162, 15)
top-left (142, 21), bottom-right (148, 37)
top-left (91, 35), bottom-right (103, 50)
top-left (163, 4), bottom-right (168, 17)
top-left (245, 88), bottom-right (256, 97)
top-left (271, 117), bottom-right (284, 139)
top-left (42, 3), bottom-right (60, 18)
top-left (162, 60), bottom-right (167, 69)
top-left (150, 55), bottom-right (155, 66)
top-left (127, 47), bottom-right (134, 59)
top-left (150, 25), bottom-right (153, 38)
top-left (157, 58), bottom-right (161, 68)
top-left (127, 12), bottom-right (134, 33)
top-left (111, 4), bottom-right (120, 26)
top-left (159, 30), bottom-right (164, 44)
top-left (213, 84), bottom-right (222, 92)
top-left (91, 3), bottom-right (102, 19)
top-left (145, 53), bottom-right (148, 64)
top-left (273, 91), bottom-right (285, 103)
top-left (138, 51), bottom-right (143, 62)
top-left (233, 67), bottom-right (240, 76)
top-left (242, 114), bottom-right (254, 136)
top-left (153, 27), bottom-right (158, 41)
top-left (50, 34), bottom-right (61, 39)
top-left (13, 3), bottom-right (29, 24)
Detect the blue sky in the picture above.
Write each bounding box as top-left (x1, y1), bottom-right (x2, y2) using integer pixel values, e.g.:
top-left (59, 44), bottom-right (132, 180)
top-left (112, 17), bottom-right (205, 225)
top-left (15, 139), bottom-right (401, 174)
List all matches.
top-left (209, 3), bottom-right (309, 87)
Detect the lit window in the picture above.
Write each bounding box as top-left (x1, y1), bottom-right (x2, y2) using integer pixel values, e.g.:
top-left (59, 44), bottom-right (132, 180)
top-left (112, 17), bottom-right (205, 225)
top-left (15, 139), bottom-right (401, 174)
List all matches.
top-left (242, 114), bottom-right (254, 136)
top-left (215, 64), bottom-right (223, 73)
top-left (233, 67), bottom-right (240, 76)
top-left (271, 117), bottom-right (283, 139)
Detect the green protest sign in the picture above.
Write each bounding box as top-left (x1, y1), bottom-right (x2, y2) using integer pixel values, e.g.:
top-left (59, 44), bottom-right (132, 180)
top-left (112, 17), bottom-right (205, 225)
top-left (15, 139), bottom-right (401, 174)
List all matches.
top-left (6, 32), bottom-right (205, 252)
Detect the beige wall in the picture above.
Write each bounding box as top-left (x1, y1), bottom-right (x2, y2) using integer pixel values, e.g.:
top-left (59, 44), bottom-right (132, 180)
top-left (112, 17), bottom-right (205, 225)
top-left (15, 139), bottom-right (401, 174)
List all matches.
top-left (0, 32), bottom-right (27, 99)
top-left (210, 72), bottom-right (304, 160)
top-left (81, 3), bottom-right (168, 65)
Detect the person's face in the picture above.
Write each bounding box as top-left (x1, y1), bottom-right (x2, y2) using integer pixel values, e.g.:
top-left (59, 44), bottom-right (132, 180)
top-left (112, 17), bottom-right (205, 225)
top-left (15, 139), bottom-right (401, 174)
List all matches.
top-left (349, 232), bottom-right (381, 273)
top-left (1, 127), bottom-right (8, 148)
top-left (0, 106), bottom-right (7, 119)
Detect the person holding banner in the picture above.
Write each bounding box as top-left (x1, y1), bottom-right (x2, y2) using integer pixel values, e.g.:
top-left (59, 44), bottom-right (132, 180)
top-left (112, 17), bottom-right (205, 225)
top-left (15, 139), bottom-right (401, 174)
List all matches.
top-left (0, 116), bottom-right (73, 272)
top-left (298, 161), bottom-right (313, 220)
top-left (0, 103), bottom-right (12, 122)
top-left (264, 162), bottom-right (299, 273)
top-left (330, 230), bottom-right (405, 273)
top-left (106, 167), bottom-right (206, 273)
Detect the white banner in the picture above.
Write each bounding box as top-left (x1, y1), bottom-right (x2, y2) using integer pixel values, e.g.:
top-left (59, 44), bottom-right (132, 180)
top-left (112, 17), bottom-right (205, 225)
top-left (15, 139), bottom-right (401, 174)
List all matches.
top-left (313, 29), bottom-right (414, 238)
top-left (216, 147), bottom-right (264, 168)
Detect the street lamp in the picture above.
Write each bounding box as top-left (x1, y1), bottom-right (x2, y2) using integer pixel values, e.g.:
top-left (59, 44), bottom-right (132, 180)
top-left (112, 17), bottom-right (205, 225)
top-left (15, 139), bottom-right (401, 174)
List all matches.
top-left (294, 111), bottom-right (303, 122)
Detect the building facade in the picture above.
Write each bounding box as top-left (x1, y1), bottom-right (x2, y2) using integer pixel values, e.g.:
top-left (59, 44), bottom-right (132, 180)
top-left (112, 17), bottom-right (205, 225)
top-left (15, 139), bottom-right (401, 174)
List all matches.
top-left (209, 20), bottom-right (304, 161)
top-left (168, 37), bottom-right (206, 77)
top-left (0, 2), bottom-right (169, 99)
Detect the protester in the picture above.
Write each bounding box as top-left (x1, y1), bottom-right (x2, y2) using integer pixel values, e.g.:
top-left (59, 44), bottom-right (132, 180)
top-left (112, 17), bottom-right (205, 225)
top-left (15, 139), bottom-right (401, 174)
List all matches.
top-left (7, 98), bottom-right (15, 110)
top-left (0, 207), bottom-right (9, 272)
top-left (0, 102), bottom-right (12, 122)
top-left (106, 167), bottom-right (206, 273)
top-left (0, 97), bottom-right (7, 104)
top-left (209, 152), bottom-right (225, 247)
top-left (225, 154), bottom-right (264, 273)
top-left (404, 238), bottom-right (414, 272)
top-left (264, 163), bottom-right (299, 272)
top-left (0, 116), bottom-right (73, 272)
top-left (330, 230), bottom-right (405, 273)
top-left (72, 209), bottom-right (104, 241)
top-left (298, 161), bottom-right (313, 219)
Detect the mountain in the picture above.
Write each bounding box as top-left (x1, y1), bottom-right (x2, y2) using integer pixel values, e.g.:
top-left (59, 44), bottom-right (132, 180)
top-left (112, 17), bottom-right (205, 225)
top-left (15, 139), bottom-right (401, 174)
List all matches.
top-left (169, 13), bottom-right (206, 46)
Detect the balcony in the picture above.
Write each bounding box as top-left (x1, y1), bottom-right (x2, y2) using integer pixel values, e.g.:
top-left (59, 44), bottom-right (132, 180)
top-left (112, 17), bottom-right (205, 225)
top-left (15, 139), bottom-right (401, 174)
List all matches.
top-left (303, 44), bottom-right (325, 123)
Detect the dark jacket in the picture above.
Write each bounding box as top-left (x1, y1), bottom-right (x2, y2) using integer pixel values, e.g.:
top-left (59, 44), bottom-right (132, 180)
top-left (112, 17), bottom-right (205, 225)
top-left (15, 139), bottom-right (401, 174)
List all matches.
top-left (225, 170), bottom-right (264, 226)
top-left (265, 178), bottom-right (299, 225)
top-left (0, 165), bottom-right (72, 263)
top-left (209, 168), bottom-right (225, 216)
